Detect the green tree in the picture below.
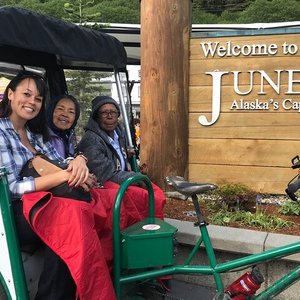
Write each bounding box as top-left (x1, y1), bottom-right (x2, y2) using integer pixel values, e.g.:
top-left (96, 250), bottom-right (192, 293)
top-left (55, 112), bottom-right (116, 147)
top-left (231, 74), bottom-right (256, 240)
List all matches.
top-left (192, 0), bottom-right (251, 23)
top-left (192, 0), bottom-right (251, 16)
top-left (64, 70), bottom-right (112, 137)
top-left (2, 0), bottom-right (67, 19)
top-left (85, 0), bottom-right (140, 23)
top-left (64, 0), bottom-right (100, 23)
top-left (192, 8), bottom-right (220, 24)
top-left (238, 0), bottom-right (300, 23)
top-left (218, 10), bottom-right (241, 23)
top-left (224, 0), bottom-right (252, 11)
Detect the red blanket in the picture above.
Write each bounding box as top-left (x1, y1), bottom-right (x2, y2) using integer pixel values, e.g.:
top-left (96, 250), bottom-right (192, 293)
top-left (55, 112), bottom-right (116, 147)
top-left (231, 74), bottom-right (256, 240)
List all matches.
top-left (22, 183), bottom-right (165, 300)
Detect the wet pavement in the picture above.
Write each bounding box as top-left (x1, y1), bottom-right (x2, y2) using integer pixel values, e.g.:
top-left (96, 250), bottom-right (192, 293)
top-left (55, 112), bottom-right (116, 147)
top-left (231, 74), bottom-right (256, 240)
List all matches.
top-left (165, 279), bottom-right (216, 300)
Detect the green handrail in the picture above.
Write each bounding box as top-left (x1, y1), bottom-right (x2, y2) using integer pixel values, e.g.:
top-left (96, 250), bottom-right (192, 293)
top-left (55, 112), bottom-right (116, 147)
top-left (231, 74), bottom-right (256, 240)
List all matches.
top-left (130, 155), bottom-right (139, 173)
top-left (0, 167), bottom-right (29, 300)
top-left (113, 174), bottom-right (155, 299)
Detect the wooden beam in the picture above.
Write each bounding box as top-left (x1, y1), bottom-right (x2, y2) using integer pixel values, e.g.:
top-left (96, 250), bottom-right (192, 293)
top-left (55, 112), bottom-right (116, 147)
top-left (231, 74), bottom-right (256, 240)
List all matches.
top-left (140, 0), bottom-right (191, 188)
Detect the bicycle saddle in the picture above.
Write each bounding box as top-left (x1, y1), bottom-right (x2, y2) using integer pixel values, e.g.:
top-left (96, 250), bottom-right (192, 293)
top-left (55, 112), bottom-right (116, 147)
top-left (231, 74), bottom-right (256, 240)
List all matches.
top-left (165, 175), bottom-right (217, 197)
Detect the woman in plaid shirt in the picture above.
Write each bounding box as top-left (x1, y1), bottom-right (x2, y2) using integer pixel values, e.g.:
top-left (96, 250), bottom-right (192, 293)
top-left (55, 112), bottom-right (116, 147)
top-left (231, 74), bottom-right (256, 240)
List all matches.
top-left (0, 71), bottom-right (114, 300)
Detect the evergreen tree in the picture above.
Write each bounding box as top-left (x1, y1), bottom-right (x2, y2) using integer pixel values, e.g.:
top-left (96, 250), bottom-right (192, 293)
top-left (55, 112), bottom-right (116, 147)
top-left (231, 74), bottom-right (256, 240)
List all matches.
top-left (64, 0), bottom-right (100, 23)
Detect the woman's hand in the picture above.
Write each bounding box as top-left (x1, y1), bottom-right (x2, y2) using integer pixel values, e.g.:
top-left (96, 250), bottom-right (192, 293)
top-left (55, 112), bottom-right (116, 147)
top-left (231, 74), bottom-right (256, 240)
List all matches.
top-left (67, 156), bottom-right (89, 187)
top-left (127, 147), bottom-right (136, 158)
top-left (80, 173), bottom-right (101, 192)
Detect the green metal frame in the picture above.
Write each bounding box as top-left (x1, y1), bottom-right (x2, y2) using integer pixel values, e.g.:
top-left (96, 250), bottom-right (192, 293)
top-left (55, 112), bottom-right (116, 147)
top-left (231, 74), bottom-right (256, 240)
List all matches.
top-left (113, 175), bottom-right (300, 300)
top-left (1, 168), bottom-right (300, 300)
top-left (113, 174), bottom-right (155, 299)
top-left (0, 167), bottom-right (29, 300)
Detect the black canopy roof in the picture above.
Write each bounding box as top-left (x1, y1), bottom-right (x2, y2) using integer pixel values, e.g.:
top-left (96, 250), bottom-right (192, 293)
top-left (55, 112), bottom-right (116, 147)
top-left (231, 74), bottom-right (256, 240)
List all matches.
top-left (0, 6), bottom-right (127, 70)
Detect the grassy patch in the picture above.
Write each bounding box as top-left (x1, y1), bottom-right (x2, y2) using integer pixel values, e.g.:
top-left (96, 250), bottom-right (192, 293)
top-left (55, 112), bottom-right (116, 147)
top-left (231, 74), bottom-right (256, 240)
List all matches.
top-left (200, 181), bottom-right (294, 231)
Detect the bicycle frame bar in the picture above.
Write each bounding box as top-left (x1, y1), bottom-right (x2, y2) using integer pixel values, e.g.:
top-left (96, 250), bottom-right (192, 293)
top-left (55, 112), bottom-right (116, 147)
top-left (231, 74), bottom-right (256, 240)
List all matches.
top-left (113, 174), bottom-right (155, 299)
top-left (254, 264), bottom-right (300, 299)
top-left (112, 175), bottom-right (300, 299)
top-left (114, 219), bottom-right (300, 295)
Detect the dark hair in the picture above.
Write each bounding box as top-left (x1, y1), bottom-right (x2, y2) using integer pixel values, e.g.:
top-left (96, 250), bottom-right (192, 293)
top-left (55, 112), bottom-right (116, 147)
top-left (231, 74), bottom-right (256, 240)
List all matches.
top-left (0, 70), bottom-right (49, 139)
top-left (46, 94), bottom-right (81, 133)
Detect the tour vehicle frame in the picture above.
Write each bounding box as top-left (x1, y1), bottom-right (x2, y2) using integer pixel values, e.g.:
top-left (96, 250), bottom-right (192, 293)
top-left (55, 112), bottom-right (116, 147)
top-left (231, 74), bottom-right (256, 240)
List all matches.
top-left (112, 174), bottom-right (300, 300)
top-left (2, 5), bottom-right (300, 300)
top-left (0, 6), bottom-right (137, 300)
top-left (0, 6), bottom-right (138, 163)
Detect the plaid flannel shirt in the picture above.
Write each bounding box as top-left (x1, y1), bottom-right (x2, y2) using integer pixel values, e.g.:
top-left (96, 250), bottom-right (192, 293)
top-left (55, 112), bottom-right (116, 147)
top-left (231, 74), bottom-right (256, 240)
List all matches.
top-left (0, 118), bottom-right (63, 199)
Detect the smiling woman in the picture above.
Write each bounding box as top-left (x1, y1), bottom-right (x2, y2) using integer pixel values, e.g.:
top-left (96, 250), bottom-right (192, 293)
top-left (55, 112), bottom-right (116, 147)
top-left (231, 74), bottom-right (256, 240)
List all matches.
top-left (0, 71), bottom-right (91, 300)
top-left (46, 94), bottom-right (81, 158)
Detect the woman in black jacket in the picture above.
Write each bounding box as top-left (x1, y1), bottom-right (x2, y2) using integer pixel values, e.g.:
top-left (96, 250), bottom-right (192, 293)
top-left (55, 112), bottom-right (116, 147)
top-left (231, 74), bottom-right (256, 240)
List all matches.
top-left (77, 96), bottom-right (165, 219)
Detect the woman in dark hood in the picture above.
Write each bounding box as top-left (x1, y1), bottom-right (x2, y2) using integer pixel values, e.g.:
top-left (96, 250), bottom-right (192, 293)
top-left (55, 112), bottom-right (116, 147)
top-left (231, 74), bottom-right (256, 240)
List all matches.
top-left (46, 94), bottom-right (80, 158)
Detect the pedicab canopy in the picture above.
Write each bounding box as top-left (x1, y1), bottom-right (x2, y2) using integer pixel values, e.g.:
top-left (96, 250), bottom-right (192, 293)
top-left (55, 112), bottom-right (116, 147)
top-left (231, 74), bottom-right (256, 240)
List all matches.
top-left (0, 6), bottom-right (127, 70)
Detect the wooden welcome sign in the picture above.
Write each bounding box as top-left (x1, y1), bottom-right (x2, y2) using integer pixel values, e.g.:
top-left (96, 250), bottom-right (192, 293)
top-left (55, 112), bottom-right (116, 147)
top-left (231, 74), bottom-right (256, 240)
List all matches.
top-left (189, 30), bottom-right (300, 193)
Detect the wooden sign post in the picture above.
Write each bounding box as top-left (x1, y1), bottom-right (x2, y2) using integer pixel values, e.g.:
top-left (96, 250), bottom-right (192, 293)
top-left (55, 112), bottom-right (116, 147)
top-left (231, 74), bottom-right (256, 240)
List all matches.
top-left (140, 0), bottom-right (191, 188)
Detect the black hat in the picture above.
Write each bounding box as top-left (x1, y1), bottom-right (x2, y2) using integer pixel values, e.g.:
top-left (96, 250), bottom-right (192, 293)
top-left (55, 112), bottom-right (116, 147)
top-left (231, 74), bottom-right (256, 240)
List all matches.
top-left (91, 96), bottom-right (120, 119)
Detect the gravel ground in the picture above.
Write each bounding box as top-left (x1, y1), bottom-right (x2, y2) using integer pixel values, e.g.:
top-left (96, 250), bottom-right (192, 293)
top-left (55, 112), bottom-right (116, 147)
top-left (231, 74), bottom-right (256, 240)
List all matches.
top-left (260, 194), bottom-right (289, 205)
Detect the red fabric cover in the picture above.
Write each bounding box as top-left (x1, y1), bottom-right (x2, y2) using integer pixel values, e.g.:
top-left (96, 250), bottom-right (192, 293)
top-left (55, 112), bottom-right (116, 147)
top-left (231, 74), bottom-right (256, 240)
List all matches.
top-left (93, 181), bottom-right (166, 266)
top-left (103, 181), bottom-right (165, 220)
top-left (21, 184), bottom-right (165, 300)
top-left (22, 191), bottom-right (116, 300)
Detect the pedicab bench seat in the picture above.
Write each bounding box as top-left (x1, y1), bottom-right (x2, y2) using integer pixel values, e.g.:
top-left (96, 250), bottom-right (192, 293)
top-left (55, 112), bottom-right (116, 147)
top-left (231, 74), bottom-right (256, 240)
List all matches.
top-left (121, 218), bottom-right (177, 269)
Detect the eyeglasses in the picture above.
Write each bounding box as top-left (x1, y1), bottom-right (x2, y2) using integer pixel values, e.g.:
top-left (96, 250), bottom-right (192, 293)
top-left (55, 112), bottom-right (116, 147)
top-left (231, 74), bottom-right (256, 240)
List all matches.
top-left (99, 110), bottom-right (119, 118)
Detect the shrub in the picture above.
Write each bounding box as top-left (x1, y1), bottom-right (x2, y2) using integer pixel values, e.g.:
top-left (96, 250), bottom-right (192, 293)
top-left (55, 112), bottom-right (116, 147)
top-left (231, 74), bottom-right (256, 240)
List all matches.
top-left (208, 181), bottom-right (257, 212)
top-left (279, 201), bottom-right (300, 216)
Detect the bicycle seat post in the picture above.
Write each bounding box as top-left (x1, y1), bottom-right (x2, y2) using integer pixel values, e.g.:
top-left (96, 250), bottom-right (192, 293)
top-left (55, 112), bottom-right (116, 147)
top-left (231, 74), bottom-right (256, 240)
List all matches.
top-left (165, 176), bottom-right (216, 226)
top-left (191, 194), bottom-right (207, 226)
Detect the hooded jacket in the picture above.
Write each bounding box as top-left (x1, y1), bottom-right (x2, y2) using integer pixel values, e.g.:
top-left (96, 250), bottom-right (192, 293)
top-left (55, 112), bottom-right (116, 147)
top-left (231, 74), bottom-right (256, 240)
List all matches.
top-left (48, 127), bottom-right (77, 158)
top-left (46, 94), bottom-right (80, 158)
top-left (77, 117), bottom-right (136, 185)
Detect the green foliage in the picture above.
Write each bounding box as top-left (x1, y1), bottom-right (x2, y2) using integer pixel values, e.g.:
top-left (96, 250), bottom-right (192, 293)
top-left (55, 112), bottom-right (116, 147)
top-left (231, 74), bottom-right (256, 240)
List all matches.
top-left (218, 10), bottom-right (241, 23)
top-left (279, 201), bottom-right (300, 216)
top-left (64, 0), bottom-right (100, 24)
top-left (64, 70), bottom-right (112, 137)
top-left (209, 209), bottom-right (294, 230)
top-left (192, 0), bottom-right (300, 24)
top-left (200, 181), bottom-right (294, 231)
top-left (237, 0), bottom-right (300, 23)
top-left (6, 0), bottom-right (67, 19)
top-left (3, 0), bottom-right (300, 25)
top-left (192, 9), bottom-right (220, 24)
top-left (0, 0), bottom-right (140, 23)
top-left (209, 181), bottom-right (257, 211)
top-left (85, 0), bottom-right (140, 23)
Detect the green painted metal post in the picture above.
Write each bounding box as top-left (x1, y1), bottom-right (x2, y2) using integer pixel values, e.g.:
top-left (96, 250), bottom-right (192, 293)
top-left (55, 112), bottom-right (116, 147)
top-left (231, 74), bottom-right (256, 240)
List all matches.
top-left (113, 174), bottom-right (155, 299)
top-left (0, 167), bottom-right (29, 300)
